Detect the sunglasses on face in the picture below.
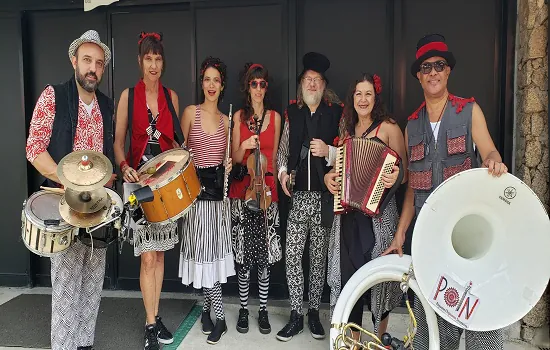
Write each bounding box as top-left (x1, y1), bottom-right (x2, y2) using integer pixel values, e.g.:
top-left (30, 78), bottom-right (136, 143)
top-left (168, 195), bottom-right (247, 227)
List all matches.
top-left (419, 60), bottom-right (448, 74)
top-left (250, 80), bottom-right (268, 89)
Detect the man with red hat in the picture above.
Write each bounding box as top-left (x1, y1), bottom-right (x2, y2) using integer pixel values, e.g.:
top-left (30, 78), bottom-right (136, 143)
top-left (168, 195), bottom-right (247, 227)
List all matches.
top-left (276, 52), bottom-right (343, 342)
top-left (382, 34), bottom-right (507, 349)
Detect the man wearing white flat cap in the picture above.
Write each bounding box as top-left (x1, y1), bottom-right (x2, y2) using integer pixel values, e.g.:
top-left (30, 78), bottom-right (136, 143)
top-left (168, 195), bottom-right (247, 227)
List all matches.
top-left (25, 29), bottom-right (115, 350)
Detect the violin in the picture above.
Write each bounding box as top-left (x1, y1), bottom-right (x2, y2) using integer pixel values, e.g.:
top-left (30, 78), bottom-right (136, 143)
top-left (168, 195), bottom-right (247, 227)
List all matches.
top-left (244, 115), bottom-right (272, 212)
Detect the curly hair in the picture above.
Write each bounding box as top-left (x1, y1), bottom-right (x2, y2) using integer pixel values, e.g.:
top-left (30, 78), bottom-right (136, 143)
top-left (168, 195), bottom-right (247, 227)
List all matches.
top-left (342, 73), bottom-right (394, 138)
top-left (138, 32), bottom-right (165, 75)
top-left (199, 56), bottom-right (227, 101)
top-left (238, 62), bottom-right (272, 123)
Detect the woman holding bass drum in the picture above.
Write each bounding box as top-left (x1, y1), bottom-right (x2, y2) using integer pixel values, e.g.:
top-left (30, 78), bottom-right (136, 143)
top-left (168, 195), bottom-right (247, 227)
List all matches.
top-left (114, 32), bottom-right (184, 350)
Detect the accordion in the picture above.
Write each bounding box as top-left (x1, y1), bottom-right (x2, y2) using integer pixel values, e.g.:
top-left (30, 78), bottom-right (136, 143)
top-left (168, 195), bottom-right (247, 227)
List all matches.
top-left (333, 137), bottom-right (401, 217)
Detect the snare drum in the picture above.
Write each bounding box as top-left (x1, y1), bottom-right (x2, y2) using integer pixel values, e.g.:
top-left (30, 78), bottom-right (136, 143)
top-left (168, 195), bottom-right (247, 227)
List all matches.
top-left (79, 188), bottom-right (123, 248)
top-left (21, 191), bottom-right (78, 257)
top-left (137, 148), bottom-right (201, 224)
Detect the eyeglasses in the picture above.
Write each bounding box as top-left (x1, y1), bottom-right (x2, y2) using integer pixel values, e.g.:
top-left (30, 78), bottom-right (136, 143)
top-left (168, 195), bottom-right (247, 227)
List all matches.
top-left (419, 60), bottom-right (448, 74)
top-left (250, 80), bottom-right (268, 89)
top-left (303, 76), bottom-right (323, 85)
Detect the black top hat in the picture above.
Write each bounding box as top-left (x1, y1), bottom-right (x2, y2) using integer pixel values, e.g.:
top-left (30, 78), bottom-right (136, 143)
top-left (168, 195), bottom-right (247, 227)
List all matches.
top-left (410, 34), bottom-right (456, 78)
top-left (298, 52), bottom-right (331, 83)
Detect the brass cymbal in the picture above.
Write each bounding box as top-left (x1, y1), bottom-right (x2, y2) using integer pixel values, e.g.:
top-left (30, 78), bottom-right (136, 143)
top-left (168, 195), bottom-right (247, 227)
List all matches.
top-left (64, 187), bottom-right (109, 214)
top-left (59, 194), bottom-right (110, 228)
top-left (57, 150), bottom-right (112, 191)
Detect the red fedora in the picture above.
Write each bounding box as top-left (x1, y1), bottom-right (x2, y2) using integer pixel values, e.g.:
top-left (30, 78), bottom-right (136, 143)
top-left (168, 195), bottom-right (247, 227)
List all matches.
top-left (411, 33), bottom-right (456, 78)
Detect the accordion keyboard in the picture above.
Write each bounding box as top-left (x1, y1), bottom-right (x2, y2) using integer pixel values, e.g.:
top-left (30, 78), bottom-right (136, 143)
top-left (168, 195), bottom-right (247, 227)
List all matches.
top-left (333, 145), bottom-right (345, 213)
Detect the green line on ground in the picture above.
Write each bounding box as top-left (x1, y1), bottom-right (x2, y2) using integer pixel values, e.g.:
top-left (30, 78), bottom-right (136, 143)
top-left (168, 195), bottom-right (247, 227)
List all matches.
top-left (163, 304), bottom-right (202, 349)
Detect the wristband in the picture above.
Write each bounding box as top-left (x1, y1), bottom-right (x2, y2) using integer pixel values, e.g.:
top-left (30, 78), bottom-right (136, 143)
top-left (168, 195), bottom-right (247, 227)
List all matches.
top-left (120, 160), bottom-right (128, 170)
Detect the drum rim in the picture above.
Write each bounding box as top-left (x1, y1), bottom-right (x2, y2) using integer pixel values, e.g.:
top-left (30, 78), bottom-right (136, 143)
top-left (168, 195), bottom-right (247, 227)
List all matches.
top-left (24, 191), bottom-right (74, 231)
top-left (137, 149), bottom-right (192, 190)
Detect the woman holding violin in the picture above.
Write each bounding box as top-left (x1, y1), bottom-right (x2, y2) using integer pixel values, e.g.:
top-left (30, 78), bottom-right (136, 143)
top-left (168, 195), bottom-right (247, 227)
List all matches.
top-left (228, 62), bottom-right (282, 335)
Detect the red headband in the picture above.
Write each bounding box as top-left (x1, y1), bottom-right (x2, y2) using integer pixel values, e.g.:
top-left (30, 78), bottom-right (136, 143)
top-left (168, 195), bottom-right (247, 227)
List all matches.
top-left (138, 32), bottom-right (161, 45)
top-left (416, 41), bottom-right (448, 59)
top-left (248, 63), bottom-right (264, 72)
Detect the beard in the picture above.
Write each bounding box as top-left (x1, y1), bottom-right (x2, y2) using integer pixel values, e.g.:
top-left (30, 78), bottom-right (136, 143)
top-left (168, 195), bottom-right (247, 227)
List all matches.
top-left (302, 85), bottom-right (323, 107)
top-left (76, 66), bottom-right (100, 93)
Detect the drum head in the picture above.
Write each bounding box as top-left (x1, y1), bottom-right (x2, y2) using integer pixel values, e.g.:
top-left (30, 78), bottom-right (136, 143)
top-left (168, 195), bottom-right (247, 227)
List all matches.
top-left (25, 191), bottom-right (72, 231)
top-left (412, 168), bottom-right (550, 331)
top-left (137, 149), bottom-right (190, 188)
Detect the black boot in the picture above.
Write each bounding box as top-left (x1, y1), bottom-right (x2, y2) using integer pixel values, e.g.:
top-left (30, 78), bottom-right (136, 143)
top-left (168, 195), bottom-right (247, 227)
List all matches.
top-left (77, 347), bottom-right (93, 350)
top-left (275, 310), bottom-right (303, 341)
top-left (155, 315), bottom-right (174, 344)
top-left (206, 318), bottom-right (227, 345)
top-left (144, 324), bottom-right (160, 350)
top-left (201, 310), bottom-right (214, 335)
top-left (236, 308), bottom-right (249, 333)
top-left (307, 308), bottom-right (325, 339)
top-left (258, 309), bottom-right (271, 334)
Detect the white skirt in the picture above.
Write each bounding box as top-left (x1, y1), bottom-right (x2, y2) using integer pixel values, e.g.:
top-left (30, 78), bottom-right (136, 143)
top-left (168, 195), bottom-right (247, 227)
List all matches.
top-left (179, 199), bottom-right (235, 289)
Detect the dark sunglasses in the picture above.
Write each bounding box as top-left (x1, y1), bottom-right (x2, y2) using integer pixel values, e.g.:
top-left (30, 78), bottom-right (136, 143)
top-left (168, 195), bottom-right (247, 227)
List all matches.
top-left (250, 80), bottom-right (268, 89)
top-left (419, 60), bottom-right (448, 74)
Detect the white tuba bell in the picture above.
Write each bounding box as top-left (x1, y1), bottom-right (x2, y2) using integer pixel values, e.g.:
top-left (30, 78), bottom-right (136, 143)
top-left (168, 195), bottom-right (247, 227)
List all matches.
top-left (330, 168), bottom-right (550, 349)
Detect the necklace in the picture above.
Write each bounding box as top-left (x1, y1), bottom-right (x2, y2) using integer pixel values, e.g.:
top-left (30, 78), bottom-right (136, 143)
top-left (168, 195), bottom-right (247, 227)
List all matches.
top-left (427, 99), bottom-right (447, 150)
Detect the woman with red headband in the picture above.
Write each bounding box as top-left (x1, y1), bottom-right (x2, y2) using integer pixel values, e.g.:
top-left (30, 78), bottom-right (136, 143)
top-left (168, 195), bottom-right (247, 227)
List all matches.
top-left (324, 73), bottom-right (405, 345)
top-left (228, 62), bottom-right (282, 335)
top-left (114, 32), bottom-right (183, 350)
top-left (179, 56), bottom-right (235, 345)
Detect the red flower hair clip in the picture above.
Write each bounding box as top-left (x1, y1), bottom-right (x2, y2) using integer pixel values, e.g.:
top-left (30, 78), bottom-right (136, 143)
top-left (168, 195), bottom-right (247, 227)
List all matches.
top-left (333, 136), bottom-right (340, 146)
top-left (138, 32), bottom-right (162, 45)
top-left (373, 74), bottom-right (382, 94)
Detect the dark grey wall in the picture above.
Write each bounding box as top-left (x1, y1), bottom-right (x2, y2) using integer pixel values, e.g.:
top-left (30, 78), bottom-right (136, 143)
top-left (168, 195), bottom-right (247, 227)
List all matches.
top-left (0, 13), bottom-right (30, 286)
top-left (0, 0), bottom-right (517, 293)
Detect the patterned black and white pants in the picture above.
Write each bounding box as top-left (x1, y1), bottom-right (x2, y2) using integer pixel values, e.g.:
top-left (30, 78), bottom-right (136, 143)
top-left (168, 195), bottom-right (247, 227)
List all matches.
top-left (412, 295), bottom-right (504, 350)
top-left (50, 240), bottom-right (106, 350)
top-left (285, 191), bottom-right (329, 314)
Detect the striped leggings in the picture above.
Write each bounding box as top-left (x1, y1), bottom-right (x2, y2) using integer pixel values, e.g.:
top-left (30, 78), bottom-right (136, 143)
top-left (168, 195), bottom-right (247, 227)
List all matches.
top-left (238, 268), bottom-right (270, 310)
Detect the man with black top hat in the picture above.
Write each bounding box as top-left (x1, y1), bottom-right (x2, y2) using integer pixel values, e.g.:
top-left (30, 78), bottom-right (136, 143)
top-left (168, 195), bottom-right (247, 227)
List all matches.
top-left (276, 52), bottom-right (343, 342)
top-left (382, 34), bottom-right (507, 349)
top-left (25, 30), bottom-right (115, 350)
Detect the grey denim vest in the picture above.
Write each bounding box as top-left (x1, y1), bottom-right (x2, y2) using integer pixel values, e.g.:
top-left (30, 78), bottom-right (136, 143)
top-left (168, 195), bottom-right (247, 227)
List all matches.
top-left (406, 94), bottom-right (480, 217)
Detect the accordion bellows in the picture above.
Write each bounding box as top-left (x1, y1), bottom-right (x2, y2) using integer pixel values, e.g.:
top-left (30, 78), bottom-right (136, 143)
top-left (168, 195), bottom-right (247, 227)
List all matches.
top-left (334, 137), bottom-right (400, 217)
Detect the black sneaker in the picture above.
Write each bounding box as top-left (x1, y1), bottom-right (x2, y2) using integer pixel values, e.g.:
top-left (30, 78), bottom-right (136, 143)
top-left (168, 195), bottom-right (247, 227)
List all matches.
top-left (206, 318), bottom-right (227, 345)
top-left (77, 347), bottom-right (93, 350)
top-left (155, 315), bottom-right (174, 344)
top-left (236, 308), bottom-right (249, 333)
top-left (307, 308), bottom-right (325, 339)
top-left (258, 309), bottom-right (271, 334)
top-left (275, 310), bottom-right (303, 341)
top-left (144, 324), bottom-right (160, 350)
top-left (201, 310), bottom-right (214, 335)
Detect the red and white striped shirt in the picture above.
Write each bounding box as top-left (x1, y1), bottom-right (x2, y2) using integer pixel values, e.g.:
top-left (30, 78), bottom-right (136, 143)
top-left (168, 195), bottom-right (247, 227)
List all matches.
top-left (186, 104), bottom-right (226, 168)
top-left (26, 86), bottom-right (104, 163)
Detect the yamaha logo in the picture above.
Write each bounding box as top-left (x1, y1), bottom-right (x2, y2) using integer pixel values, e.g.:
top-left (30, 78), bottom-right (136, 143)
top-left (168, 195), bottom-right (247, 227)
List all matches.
top-left (504, 186), bottom-right (517, 199)
top-left (499, 186), bottom-right (516, 205)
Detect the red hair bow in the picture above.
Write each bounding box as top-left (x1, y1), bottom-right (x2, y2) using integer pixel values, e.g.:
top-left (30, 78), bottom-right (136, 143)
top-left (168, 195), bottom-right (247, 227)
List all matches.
top-left (138, 32), bottom-right (162, 45)
top-left (373, 74), bottom-right (382, 94)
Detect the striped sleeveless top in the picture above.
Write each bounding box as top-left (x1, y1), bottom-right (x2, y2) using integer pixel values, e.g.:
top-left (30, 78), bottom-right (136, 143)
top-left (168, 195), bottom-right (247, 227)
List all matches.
top-left (187, 104), bottom-right (226, 168)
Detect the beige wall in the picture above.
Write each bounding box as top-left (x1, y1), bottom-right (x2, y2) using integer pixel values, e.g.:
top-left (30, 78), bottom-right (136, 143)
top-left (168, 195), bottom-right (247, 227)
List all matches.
top-left (515, 0), bottom-right (549, 344)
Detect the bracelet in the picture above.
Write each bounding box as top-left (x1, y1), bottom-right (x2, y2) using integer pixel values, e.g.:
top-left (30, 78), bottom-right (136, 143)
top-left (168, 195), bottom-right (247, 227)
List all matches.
top-left (120, 160), bottom-right (128, 170)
